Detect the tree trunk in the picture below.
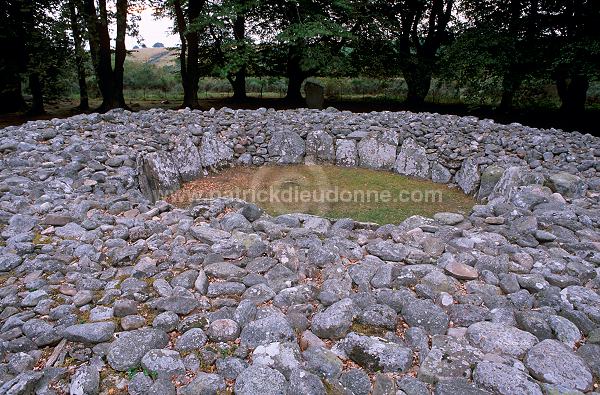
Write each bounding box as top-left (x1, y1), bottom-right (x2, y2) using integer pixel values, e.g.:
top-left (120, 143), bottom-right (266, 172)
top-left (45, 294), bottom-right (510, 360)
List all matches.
top-left (230, 13), bottom-right (247, 101)
top-left (173, 0), bottom-right (202, 109)
top-left (402, 64), bottom-right (432, 106)
top-left (0, 52), bottom-right (25, 113)
top-left (28, 72), bottom-right (45, 115)
top-left (230, 68), bottom-right (247, 101)
top-left (68, 0), bottom-right (88, 110)
top-left (498, 72), bottom-right (522, 114)
top-left (111, 0), bottom-right (127, 109)
top-left (556, 75), bottom-right (589, 115)
top-left (82, 0), bottom-right (127, 112)
top-left (285, 46), bottom-right (306, 102)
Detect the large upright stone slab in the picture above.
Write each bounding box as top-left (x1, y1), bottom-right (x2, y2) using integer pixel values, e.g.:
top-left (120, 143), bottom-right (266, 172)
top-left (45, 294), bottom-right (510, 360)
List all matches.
top-left (489, 166), bottom-right (545, 200)
top-left (335, 139), bottom-right (358, 167)
top-left (199, 131), bottom-right (234, 169)
top-left (137, 151), bottom-right (180, 202)
top-left (546, 172), bottom-right (587, 198)
top-left (394, 137), bottom-right (430, 179)
top-left (357, 131), bottom-right (398, 170)
top-left (455, 157), bottom-right (480, 195)
top-left (477, 165), bottom-right (504, 201)
top-left (268, 131), bottom-right (305, 164)
top-left (304, 81), bottom-right (325, 109)
top-left (305, 130), bottom-right (334, 164)
top-left (171, 134), bottom-right (203, 182)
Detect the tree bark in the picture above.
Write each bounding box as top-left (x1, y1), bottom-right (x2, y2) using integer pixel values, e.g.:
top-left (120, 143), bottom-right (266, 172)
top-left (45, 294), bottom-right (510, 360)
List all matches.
top-left (285, 46), bottom-right (307, 102)
top-left (68, 0), bottom-right (89, 110)
top-left (173, 0), bottom-right (203, 109)
top-left (394, 0), bottom-right (453, 107)
top-left (112, 0), bottom-right (127, 109)
top-left (0, 40), bottom-right (25, 113)
top-left (402, 62), bottom-right (432, 106)
top-left (82, 0), bottom-right (127, 112)
top-left (28, 72), bottom-right (45, 115)
top-left (230, 13), bottom-right (247, 101)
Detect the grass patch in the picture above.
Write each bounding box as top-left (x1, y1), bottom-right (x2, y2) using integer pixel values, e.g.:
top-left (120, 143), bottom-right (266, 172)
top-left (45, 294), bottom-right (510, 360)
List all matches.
top-left (167, 165), bottom-right (475, 225)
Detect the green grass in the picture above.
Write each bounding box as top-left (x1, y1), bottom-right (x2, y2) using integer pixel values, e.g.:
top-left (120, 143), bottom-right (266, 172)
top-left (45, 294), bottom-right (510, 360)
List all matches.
top-left (168, 165), bottom-right (475, 225)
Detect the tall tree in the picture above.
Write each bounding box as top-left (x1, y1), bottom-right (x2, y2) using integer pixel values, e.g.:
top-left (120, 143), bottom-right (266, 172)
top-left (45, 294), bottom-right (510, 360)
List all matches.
top-left (0, 1), bottom-right (27, 113)
top-left (168, 0), bottom-right (205, 109)
top-left (544, 0), bottom-right (600, 114)
top-left (443, 0), bottom-right (543, 113)
top-left (256, 0), bottom-right (353, 102)
top-left (81, 0), bottom-right (129, 112)
top-left (198, 0), bottom-right (255, 101)
top-left (0, 0), bottom-right (71, 115)
top-left (372, 0), bottom-right (455, 106)
top-left (68, 0), bottom-right (89, 110)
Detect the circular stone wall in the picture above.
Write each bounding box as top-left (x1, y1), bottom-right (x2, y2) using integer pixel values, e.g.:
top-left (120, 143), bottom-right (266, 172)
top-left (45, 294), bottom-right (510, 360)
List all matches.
top-left (0, 107), bottom-right (599, 394)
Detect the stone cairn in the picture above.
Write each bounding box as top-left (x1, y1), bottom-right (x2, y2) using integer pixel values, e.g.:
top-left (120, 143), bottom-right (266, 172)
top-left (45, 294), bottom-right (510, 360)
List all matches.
top-left (0, 106), bottom-right (599, 394)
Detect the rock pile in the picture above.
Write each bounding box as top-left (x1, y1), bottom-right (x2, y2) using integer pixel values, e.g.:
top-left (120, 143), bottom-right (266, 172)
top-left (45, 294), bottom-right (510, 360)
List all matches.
top-left (0, 107), bottom-right (599, 394)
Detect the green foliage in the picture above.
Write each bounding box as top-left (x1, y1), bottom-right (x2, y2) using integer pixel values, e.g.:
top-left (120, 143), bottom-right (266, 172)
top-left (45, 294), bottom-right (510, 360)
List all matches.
top-left (126, 366), bottom-right (158, 380)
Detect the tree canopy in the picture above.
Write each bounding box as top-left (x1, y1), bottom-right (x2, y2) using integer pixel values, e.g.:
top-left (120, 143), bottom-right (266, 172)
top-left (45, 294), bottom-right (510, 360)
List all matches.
top-left (0, 0), bottom-right (598, 114)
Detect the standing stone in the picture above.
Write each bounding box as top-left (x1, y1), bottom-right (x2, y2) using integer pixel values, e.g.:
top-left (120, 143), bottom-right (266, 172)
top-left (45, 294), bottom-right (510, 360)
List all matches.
top-left (137, 151), bottom-right (180, 202)
top-left (335, 140), bottom-right (358, 167)
top-left (305, 130), bottom-right (334, 164)
top-left (171, 134), bottom-right (202, 182)
top-left (455, 157), bottom-right (480, 195)
top-left (477, 165), bottom-right (504, 201)
top-left (431, 162), bottom-right (452, 184)
top-left (357, 131), bottom-right (398, 170)
top-left (489, 166), bottom-right (545, 200)
top-left (394, 137), bottom-right (430, 179)
top-left (304, 81), bottom-right (325, 109)
top-left (268, 131), bottom-right (306, 164)
top-left (546, 172), bottom-right (587, 198)
top-left (199, 131), bottom-right (234, 169)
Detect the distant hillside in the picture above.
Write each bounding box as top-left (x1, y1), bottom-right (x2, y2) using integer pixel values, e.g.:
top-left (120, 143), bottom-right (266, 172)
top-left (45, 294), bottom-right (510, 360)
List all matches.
top-left (128, 47), bottom-right (178, 68)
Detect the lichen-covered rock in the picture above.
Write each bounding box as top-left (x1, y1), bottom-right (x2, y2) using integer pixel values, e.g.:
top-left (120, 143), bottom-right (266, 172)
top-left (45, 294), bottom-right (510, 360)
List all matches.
top-left (311, 298), bottom-right (356, 340)
top-left (466, 322), bottom-right (538, 358)
top-left (357, 131), bottom-right (398, 170)
top-left (455, 157), bottom-right (480, 195)
top-left (474, 362), bottom-right (542, 395)
top-left (524, 339), bottom-right (593, 392)
top-left (546, 172), bottom-right (587, 198)
top-left (268, 131), bottom-right (305, 164)
top-left (477, 165), bottom-right (504, 200)
top-left (137, 151), bottom-right (180, 202)
top-left (240, 315), bottom-right (295, 348)
top-left (234, 365), bottom-right (288, 395)
top-left (199, 131), bottom-right (234, 168)
top-left (418, 335), bottom-right (483, 383)
top-left (170, 133), bottom-right (203, 182)
top-left (335, 139), bottom-right (358, 167)
top-left (305, 130), bottom-right (334, 164)
top-left (394, 137), bottom-right (430, 178)
top-left (107, 329), bottom-right (169, 371)
top-left (342, 332), bottom-right (412, 373)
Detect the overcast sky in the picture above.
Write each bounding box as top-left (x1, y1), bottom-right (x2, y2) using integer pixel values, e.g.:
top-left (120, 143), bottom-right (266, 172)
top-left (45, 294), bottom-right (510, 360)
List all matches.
top-left (125, 7), bottom-right (180, 49)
